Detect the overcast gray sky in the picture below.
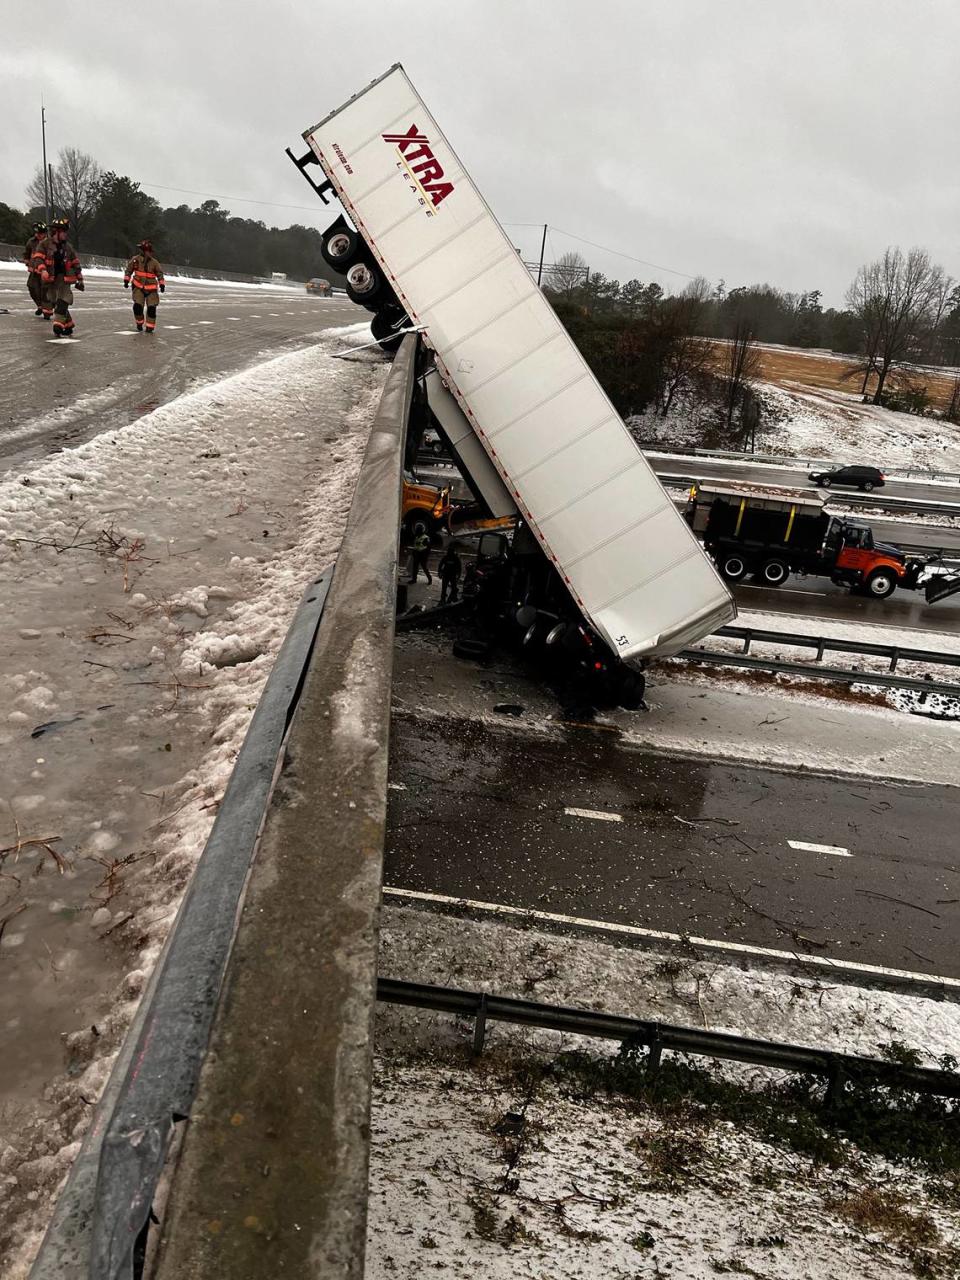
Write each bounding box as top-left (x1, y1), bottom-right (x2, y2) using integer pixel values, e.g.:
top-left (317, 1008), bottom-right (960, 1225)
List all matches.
top-left (1, 0), bottom-right (956, 305)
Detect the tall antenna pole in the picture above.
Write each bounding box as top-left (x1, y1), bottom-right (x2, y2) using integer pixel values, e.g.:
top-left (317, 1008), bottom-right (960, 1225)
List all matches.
top-left (41, 101), bottom-right (51, 225)
top-left (536, 223), bottom-right (547, 287)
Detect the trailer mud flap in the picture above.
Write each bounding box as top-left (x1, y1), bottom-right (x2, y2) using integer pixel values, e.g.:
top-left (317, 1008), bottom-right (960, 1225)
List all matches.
top-left (925, 574), bottom-right (960, 604)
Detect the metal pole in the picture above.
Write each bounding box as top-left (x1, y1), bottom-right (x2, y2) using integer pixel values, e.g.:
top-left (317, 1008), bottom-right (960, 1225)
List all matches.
top-left (41, 104), bottom-right (51, 225)
top-left (536, 223), bottom-right (547, 287)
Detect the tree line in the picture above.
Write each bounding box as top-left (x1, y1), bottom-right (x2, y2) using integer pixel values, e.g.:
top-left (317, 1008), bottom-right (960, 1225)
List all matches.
top-left (0, 146), bottom-right (341, 283)
top-left (544, 247), bottom-right (960, 440)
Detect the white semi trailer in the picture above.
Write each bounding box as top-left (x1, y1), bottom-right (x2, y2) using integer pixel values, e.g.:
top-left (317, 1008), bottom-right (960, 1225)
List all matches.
top-left (289, 65), bottom-right (734, 696)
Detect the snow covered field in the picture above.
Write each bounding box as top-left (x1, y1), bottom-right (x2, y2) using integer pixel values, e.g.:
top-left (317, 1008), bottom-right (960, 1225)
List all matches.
top-left (632, 378), bottom-right (960, 473)
top-left (369, 904), bottom-right (960, 1280)
top-left (0, 326), bottom-right (386, 1276)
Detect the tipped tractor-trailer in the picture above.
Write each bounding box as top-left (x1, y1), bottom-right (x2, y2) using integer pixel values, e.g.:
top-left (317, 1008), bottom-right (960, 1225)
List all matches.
top-left (288, 65), bottom-right (735, 703)
top-left (686, 481), bottom-right (960, 604)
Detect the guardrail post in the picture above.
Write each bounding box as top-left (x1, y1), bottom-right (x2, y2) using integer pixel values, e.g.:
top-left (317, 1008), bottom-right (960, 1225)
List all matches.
top-left (815, 637), bottom-right (826, 663)
top-left (473, 994), bottom-right (489, 1056)
top-left (742, 634), bottom-right (751, 655)
top-left (646, 1027), bottom-right (663, 1079)
top-left (888, 647), bottom-right (899, 672)
top-left (824, 1059), bottom-right (845, 1110)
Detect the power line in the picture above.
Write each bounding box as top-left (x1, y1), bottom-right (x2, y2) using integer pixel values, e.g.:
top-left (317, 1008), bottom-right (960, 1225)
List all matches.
top-left (140, 182), bottom-right (324, 216)
top-left (548, 224), bottom-right (699, 282)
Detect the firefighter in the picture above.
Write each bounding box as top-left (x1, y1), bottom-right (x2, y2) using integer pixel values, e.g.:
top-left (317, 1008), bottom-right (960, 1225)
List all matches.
top-left (408, 528), bottom-right (433, 585)
top-left (22, 221), bottom-right (47, 316)
top-left (31, 217), bottom-right (84, 336)
top-left (438, 542), bottom-right (462, 604)
top-left (123, 240), bottom-right (165, 333)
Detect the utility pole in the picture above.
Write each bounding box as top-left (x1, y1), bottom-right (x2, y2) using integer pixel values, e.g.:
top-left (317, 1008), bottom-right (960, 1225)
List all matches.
top-left (41, 102), bottom-right (51, 225)
top-left (536, 223), bottom-right (547, 287)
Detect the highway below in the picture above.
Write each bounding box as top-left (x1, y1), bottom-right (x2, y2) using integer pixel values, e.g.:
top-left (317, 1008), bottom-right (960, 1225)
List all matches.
top-left (386, 714), bottom-right (960, 981)
top-left (648, 449), bottom-right (960, 508)
top-left (0, 269), bottom-right (362, 476)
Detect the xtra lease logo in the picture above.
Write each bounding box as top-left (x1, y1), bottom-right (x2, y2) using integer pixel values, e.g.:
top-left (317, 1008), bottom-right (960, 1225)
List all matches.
top-left (383, 125), bottom-right (454, 214)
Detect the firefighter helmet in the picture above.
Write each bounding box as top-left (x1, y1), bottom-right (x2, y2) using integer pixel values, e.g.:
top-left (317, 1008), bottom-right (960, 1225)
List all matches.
top-left (33, 221), bottom-right (47, 234)
top-left (138, 239), bottom-right (153, 254)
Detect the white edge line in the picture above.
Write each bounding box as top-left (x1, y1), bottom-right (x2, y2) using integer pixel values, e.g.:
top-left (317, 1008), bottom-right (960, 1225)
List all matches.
top-left (382, 886), bottom-right (960, 989)
top-left (563, 806), bottom-right (622, 823)
top-left (788, 840), bottom-right (852, 857)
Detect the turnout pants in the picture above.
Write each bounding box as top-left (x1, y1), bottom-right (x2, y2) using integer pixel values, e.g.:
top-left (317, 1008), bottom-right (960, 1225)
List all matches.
top-left (27, 271), bottom-right (43, 309)
top-left (132, 287), bottom-right (159, 331)
top-left (42, 278), bottom-right (74, 332)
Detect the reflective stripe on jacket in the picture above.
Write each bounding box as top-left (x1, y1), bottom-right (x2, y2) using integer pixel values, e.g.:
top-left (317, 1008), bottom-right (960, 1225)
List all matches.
top-left (124, 254), bottom-right (165, 292)
top-left (31, 237), bottom-right (83, 285)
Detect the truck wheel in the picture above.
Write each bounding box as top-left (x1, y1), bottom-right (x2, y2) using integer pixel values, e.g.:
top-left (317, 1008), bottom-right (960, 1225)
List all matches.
top-left (371, 310), bottom-right (406, 350)
top-left (615, 669), bottom-right (646, 710)
top-left (761, 558), bottom-right (790, 587)
top-left (719, 554), bottom-right (748, 582)
top-left (865, 568), bottom-right (897, 599)
top-left (346, 262), bottom-right (388, 306)
top-left (322, 227), bottom-right (361, 270)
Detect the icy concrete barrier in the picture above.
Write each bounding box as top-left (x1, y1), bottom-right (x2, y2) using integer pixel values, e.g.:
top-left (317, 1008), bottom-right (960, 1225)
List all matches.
top-left (28, 337), bottom-right (414, 1280)
top-left (148, 335), bottom-right (413, 1280)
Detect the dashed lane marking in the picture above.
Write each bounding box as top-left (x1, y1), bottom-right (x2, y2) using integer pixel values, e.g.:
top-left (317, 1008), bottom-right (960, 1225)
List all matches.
top-left (564, 806), bottom-right (622, 823)
top-left (227, 316), bottom-right (241, 321)
top-left (165, 324), bottom-right (183, 329)
top-left (195, 320), bottom-right (214, 325)
top-left (47, 337), bottom-right (80, 343)
top-left (388, 782), bottom-right (407, 791)
top-left (788, 840), bottom-right (851, 857)
top-left (382, 887), bottom-right (960, 990)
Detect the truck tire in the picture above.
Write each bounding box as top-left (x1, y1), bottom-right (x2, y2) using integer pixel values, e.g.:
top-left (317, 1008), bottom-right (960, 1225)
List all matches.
top-left (322, 227), bottom-right (361, 270)
top-left (760, 558), bottom-right (790, 587)
top-left (615, 669), bottom-right (646, 710)
top-left (718, 554), bottom-right (748, 582)
top-left (865, 568), bottom-right (897, 599)
top-left (371, 309), bottom-right (407, 350)
top-left (345, 261), bottom-right (388, 307)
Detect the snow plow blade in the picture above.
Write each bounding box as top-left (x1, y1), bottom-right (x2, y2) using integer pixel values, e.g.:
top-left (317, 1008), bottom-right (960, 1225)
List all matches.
top-left (925, 574), bottom-right (960, 604)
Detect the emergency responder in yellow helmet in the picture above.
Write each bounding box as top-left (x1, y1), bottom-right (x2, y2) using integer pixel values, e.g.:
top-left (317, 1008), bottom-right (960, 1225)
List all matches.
top-left (23, 221), bottom-right (47, 316)
top-left (123, 240), bottom-right (166, 333)
top-left (31, 217), bottom-right (84, 336)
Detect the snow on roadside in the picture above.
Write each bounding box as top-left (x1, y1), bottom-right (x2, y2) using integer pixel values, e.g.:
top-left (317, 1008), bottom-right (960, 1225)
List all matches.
top-left (756, 382), bottom-right (960, 471)
top-left (0, 329), bottom-right (386, 1278)
top-left (0, 258), bottom-right (306, 293)
top-left (369, 904), bottom-right (960, 1279)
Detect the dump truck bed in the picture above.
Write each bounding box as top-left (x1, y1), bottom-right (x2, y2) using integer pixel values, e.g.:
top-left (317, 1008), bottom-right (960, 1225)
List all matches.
top-left (304, 65), bottom-right (734, 658)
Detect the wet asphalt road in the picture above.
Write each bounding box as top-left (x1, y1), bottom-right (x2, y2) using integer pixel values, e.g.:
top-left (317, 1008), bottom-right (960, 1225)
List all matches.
top-left (650, 451), bottom-right (960, 509)
top-left (0, 270), bottom-right (362, 475)
top-left (385, 715), bottom-right (960, 979)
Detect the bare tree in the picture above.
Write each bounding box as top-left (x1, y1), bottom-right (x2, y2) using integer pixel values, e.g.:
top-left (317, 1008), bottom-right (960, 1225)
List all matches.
top-left (547, 251), bottom-right (588, 303)
top-left (724, 314), bottom-right (761, 432)
top-left (26, 147), bottom-right (102, 247)
top-left (657, 276), bottom-right (712, 417)
top-left (845, 247), bottom-right (945, 403)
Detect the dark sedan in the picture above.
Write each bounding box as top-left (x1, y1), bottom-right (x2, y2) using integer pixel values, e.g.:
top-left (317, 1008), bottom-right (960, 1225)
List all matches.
top-left (808, 464), bottom-right (885, 491)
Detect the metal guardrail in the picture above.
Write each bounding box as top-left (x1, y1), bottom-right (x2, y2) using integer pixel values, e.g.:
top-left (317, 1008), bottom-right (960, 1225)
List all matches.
top-left (713, 624), bottom-right (960, 672)
top-left (30, 336), bottom-right (416, 1280)
top-left (676, 648), bottom-right (960, 697)
top-left (30, 570), bottom-right (335, 1279)
top-left (643, 444), bottom-right (960, 486)
top-left (657, 471), bottom-right (960, 520)
top-left (378, 978), bottom-right (960, 1102)
top-left (149, 335), bottom-right (414, 1280)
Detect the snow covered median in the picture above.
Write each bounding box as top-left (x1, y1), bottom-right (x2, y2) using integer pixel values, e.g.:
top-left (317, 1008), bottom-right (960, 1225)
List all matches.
top-left (0, 328), bottom-right (387, 1276)
top-left (370, 905), bottom-right (960, 1280)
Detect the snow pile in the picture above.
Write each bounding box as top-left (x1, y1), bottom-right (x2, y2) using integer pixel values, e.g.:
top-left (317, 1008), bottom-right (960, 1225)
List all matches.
top-left (0, 329), bottom-right (386, 1277)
